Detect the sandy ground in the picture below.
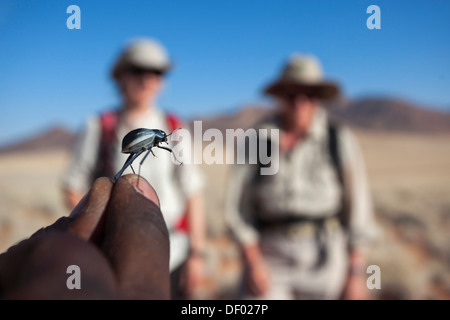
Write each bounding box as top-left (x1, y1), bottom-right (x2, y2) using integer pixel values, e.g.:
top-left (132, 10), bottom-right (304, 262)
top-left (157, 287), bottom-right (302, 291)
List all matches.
top-left (0, 130), bottom-right (449, 299)
top-left (353, 130), bottom-right (450, 299)
top-left (0, 150), bottom-right (70, 250)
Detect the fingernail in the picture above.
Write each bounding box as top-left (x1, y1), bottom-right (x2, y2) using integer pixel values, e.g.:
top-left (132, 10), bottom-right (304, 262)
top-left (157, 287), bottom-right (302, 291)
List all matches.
top-left (122, 174), bottom-right (160, 207)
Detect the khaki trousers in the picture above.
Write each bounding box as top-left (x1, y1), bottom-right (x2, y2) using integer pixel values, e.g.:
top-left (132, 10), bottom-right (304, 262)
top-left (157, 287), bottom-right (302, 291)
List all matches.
top-left (242, 221), bottom-right (349, 300)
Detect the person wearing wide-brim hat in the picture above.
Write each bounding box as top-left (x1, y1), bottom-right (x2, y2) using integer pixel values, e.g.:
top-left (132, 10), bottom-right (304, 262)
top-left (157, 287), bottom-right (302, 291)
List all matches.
top-left (263, 53), bottom-right (340, 100)
top-left (226, 54), bottom-right (380, 300)
top-left (263, 54), bottom-right (341, 141)
top-left (62, 38), bottom-right (207, 299)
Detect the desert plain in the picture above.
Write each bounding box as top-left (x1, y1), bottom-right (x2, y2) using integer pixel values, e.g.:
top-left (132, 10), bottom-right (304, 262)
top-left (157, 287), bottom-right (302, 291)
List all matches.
top-left (0, 125), bottom-right (449, 299)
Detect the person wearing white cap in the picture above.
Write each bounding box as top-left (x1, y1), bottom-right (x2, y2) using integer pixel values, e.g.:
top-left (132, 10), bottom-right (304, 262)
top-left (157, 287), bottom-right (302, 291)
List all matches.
top-left (226, 54), bottom-right (380, 299)
top-left (62, 38), bottom-right (206, 299)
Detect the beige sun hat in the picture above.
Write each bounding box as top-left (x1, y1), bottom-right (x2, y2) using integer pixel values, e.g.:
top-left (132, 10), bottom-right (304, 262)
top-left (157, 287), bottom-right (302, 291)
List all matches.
top-left (263, 53), bottom-right (340, 100)
top-left (111, 38), bottom-right (172, 79)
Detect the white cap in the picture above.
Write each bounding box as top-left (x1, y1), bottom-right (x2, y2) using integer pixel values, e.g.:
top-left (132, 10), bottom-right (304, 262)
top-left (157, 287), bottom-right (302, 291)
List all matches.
top-left (112, 38), bottom-right (172, 78)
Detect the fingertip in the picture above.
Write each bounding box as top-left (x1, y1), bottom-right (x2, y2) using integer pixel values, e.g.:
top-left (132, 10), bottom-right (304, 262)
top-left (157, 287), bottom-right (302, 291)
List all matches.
top-left (93, 176), bottom-right (114, 190)
top-left (67, 176), bottom-right (114, 240)
top-left (69, 177), bottom-right (113, 218)
top-left (119, 174), bottom-right (160, 207)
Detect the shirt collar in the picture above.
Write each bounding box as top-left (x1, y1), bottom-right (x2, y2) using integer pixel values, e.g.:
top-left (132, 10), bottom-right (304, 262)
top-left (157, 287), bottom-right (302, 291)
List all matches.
top-left (119, 105), bottom-right (164, 130)
top-left (307, 106), bottom-right (328, 142)
top-left (255, 105), bottom-right (329, 142)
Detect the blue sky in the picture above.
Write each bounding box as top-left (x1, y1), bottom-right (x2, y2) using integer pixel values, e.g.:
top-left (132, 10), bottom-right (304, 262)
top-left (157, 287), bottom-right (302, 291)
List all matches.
top-left (0, 0), bottom-right (449, 146)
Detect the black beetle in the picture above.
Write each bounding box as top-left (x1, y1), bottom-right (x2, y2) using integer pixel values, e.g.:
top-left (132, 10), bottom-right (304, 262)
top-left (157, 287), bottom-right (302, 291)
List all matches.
top-left (113, 128), bottom-right (181, 183)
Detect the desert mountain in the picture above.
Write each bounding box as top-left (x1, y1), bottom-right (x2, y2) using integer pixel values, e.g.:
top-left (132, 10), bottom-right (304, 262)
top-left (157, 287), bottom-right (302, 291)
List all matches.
top-left (1, 97), bottom-right (449, 154)
top-left (192, 97), bottom-right (450, 133)
top-left (0, 127), bottom-right (76, 154)
top-left (327, 98), bottom-right (450, 133)
top-left (188, 106), bottom-right (275, 133)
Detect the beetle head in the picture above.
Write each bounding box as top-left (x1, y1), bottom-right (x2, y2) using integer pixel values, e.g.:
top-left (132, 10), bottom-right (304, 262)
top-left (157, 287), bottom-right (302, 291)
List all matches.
top-left (164, 127), bottom-right (181, 142)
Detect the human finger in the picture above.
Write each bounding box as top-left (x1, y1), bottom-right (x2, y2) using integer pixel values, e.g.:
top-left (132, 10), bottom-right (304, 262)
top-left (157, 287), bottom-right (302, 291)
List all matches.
top-left (24, 177), bottom-right (113, 244)
top-left (121, 174), bottom-right (160, 207)
top-left (67, 177), bottom-right (113, 242)
top-left (100, 174), bottom-right (170, 299)
top-left (1, 232), bottom-right (117, 299)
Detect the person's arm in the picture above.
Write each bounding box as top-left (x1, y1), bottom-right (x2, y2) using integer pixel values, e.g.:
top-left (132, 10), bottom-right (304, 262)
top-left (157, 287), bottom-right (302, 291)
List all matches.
top-left (339, 128), bottom-right (380, 300)
top-left (224, 163), bottom-right (270, 297)
top-left (342, 248), bottom-right (370, 300)
top-left (186, 192), bottom-right (206, 256)
top-left (180, 192), bottom-right (207, 297)
top-left (62, 116), bottom-right (101, 210)
top-left (241, 243), bottom-right (270, 296)
top-left (171, 127), bottom-right (208, 297)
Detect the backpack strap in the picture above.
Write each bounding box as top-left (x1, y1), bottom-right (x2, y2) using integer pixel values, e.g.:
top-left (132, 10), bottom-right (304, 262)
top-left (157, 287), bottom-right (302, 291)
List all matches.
top-left (98, 110), bottom-right (119, 179)
top-left (165, 112), bottom-right (183, 132)
top-left (165, 112), bottom-right (189, 233)
top-left (327, 121), bottom-right (350, 230)
top-left (328, 122), bottom-right (343, 186)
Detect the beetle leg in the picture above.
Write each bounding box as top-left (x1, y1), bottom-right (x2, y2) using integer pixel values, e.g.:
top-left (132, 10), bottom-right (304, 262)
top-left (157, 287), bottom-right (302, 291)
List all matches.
top-left (156, 145), bottom-right (183, 165)
top-left (113, 151), bottom-right (143, 183)
top-left (156, 145), bottom-right (172, 153)
top-left (135, 147), bottom-right (156, 188)
top-left (139, 147), bottom-right (154, 166)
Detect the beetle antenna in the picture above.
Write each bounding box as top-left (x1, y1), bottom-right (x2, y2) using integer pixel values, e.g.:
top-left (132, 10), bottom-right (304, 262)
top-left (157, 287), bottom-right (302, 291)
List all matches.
top-left (166, 127), bottom-right (182, 138)
top-left (157, 145), bottom-right (183, 165)
top-left (172, 152), bottom-right (183, 166)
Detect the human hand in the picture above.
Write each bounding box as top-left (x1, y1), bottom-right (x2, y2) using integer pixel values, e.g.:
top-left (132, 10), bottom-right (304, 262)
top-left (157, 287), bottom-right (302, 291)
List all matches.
top-left (341, 250), bottom-right (370, 300)
top-left (179, 254), bottom-right (206, 298)
top-left (0, 174), bottom-right (170, 300)
top-left (342, 274), bottom-right (370, 300)
top-left (246, 261), bottom-right (270, 297)
top-left (242, 244), bottom-right (270, 297)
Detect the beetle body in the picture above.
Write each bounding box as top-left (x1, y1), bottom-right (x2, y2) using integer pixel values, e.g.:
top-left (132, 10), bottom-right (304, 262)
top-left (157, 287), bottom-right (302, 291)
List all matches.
top-left (122, 129), bottom-right (167, 153)
top-left (113, 128), bottom-right (180, 183)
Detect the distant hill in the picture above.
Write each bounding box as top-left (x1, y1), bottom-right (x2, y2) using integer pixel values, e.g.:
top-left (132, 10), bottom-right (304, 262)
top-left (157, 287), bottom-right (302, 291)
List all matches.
top-left (1, 97), bottom-right (449, 154)
top-left (0, 127), bottom-right (76, 154)
top-left (327, 98), bottom-right (450, 133)
top-left (191, 97), bottom-right (450, 134)
top-left (188, 106), bottom-right (275, 133)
